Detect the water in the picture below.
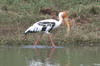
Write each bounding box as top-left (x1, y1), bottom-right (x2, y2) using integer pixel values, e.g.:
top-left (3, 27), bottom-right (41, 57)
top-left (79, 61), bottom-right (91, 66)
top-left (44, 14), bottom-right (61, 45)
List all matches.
top-left (0, 45), bottom-right (100, 66)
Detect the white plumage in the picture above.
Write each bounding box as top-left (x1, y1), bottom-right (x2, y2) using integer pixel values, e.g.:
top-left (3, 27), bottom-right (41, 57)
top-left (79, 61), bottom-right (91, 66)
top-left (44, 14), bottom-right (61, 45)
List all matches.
top-left (25, 12), bottom-right (70, 47)
top-left (25, 19), bottom-right (61, 34)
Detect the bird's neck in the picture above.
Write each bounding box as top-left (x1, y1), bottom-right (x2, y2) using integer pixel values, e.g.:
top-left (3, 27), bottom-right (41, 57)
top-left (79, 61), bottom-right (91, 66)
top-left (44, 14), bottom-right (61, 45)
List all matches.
top-left (58, 16), bottom-right (64, 24)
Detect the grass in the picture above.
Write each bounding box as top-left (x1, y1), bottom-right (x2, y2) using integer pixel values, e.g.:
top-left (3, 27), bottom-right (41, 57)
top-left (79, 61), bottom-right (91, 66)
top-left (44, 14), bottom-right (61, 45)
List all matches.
top-left (0, 0), bottom-right (100, 46)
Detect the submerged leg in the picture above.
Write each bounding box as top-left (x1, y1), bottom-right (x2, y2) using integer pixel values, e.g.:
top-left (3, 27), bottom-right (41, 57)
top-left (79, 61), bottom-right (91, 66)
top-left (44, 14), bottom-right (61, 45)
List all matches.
top-left (34, 34), bottom-right (43, 46)
top-left (49, 48), bottom-right (55, 58)
top-left (48, 34), bottom-right (56, 47)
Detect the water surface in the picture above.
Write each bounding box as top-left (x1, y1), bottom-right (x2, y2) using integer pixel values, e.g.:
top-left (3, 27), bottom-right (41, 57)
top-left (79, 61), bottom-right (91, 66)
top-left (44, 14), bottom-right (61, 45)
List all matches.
top-left (0, 45), bottom-right (100, 66)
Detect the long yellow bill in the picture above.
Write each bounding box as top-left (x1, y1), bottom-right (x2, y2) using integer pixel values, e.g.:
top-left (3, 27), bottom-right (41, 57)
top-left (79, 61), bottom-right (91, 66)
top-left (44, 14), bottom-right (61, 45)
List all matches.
top-left (65, 20), bottom-right (70, 32)
top-left (63, 12), bottom-right (70, 32)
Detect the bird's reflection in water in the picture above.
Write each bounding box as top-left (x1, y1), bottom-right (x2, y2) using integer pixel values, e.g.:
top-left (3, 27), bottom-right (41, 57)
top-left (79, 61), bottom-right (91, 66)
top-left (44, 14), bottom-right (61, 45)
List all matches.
top-left (26, 48), bottom-right (60, 66)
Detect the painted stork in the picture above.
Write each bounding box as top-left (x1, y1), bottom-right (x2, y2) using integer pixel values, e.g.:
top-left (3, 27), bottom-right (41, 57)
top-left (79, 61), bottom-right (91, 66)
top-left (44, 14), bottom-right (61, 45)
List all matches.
top-left (25, 12), bottom-right (70, 47)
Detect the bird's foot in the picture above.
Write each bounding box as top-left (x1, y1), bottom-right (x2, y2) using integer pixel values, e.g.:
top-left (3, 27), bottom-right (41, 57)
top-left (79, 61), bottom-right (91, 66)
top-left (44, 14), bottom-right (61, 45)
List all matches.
top-left (34, 42), bottom-right (38, 47)
top-left (52, 44), bottom-right (56, 48)
top-left (34, 45), bottom-right (37, 48)
top-left (52, 46), bottom-right (56, 48)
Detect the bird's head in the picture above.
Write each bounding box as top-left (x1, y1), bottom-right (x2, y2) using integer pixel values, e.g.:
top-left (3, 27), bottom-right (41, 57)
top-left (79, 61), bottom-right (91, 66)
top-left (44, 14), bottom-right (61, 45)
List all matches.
top-left (59, 12), bottom-right (70, 32)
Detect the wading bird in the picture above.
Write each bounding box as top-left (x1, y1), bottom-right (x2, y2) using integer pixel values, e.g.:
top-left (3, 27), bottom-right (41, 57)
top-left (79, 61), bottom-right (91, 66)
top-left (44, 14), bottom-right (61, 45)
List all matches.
top-left (25, 12), bottom-right (70, 47)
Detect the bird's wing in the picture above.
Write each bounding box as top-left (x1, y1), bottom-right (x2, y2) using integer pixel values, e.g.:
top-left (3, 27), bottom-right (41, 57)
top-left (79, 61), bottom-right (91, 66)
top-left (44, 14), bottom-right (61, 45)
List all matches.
top-left (38, 19), bottom-right (58, 22)
top-left (25, 23), bottom-right (43, 34)
top-left (37, 21), bottom-right (56, 31)
top-left (25, 19), bottom-right (57, 34)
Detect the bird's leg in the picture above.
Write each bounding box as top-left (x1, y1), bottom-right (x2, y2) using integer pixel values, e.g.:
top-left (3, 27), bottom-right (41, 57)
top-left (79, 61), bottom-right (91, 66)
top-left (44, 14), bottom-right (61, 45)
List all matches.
top-left (34, 34), bottom-right (43, 46)
top-left (48, 34), bottom-right (56, 47)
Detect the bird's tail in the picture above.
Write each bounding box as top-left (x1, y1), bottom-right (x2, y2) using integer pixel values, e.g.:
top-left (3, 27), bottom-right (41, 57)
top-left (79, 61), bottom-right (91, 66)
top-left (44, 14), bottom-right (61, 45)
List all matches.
top-left (25, 32), bottom-right (28, 35)
top-left (24, 30), bottom-right (29, 35)
top-left (25, 26), bottom-right (35, 35)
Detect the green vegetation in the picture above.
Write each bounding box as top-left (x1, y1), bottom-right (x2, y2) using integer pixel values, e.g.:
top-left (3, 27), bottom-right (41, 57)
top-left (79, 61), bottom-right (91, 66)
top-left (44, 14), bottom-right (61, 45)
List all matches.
top-left (0, 0), bottom-right (100, 46)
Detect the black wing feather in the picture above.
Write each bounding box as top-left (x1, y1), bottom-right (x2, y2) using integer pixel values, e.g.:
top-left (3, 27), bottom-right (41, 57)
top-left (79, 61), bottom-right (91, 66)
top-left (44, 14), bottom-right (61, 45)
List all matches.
top-left (38, 22), bottom-right (55, 32)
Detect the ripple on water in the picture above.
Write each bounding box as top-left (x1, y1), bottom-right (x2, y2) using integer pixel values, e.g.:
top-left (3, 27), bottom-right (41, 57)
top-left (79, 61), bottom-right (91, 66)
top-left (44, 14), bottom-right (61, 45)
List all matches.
top-left (21, 45), bottom-right (64, 49)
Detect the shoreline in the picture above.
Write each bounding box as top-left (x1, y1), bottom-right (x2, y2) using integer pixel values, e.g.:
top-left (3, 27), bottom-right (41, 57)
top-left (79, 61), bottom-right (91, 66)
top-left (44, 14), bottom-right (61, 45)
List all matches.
top-left (0, 0), bottom-right (100, 46)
